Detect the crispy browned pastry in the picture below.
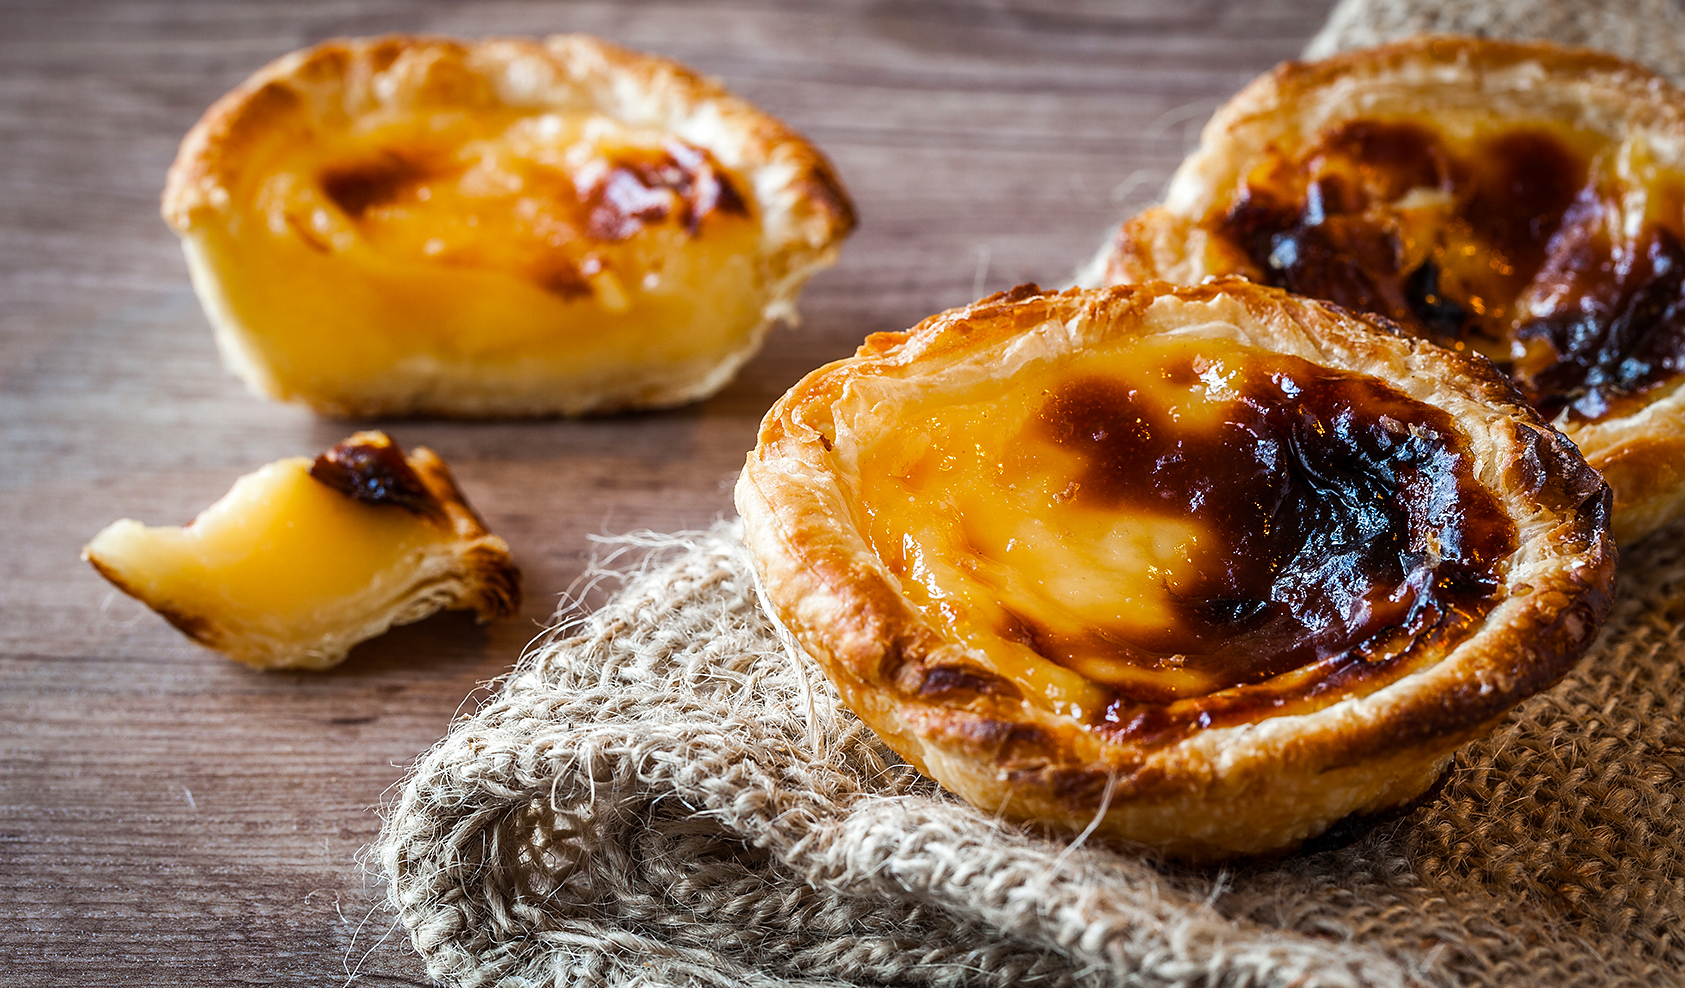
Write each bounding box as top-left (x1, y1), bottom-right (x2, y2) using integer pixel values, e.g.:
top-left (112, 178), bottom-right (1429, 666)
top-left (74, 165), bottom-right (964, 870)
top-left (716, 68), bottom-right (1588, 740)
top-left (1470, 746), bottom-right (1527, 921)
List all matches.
top-left (164, 34), bottom-right (855, 417)
top-left (737, 281), bottom-right (1614, 861)
top-left (84, 431), bottom-right (519, 670)
top-left (1083, 36), bottom-right (1685, 544)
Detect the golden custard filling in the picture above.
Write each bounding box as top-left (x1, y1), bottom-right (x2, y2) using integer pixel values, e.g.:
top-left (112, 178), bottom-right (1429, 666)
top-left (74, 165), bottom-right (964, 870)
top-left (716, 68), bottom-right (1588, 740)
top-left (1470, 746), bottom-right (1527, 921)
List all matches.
top-left (86, 455), bottom-right (453, 636)
top-left (854, 335), bottom-right (1516, 740)
top-left (265, 110), bottom-right (757, 316)
top-left (198, 66), bottom-right (764, 383)
top-left (1216, 117), bottom-right (1685, 421)
top-left (85, 430), bottom-right (519, 669)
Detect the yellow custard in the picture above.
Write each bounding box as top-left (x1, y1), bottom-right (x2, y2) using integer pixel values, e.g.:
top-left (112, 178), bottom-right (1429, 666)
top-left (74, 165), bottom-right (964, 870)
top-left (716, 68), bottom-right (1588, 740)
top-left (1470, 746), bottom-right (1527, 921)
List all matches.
top-left (88, 458), bottom-right (451, 637)
top-left (84, 432), bottom-right (519, 669)
top-left (191, 104), bottom-right (763, 402)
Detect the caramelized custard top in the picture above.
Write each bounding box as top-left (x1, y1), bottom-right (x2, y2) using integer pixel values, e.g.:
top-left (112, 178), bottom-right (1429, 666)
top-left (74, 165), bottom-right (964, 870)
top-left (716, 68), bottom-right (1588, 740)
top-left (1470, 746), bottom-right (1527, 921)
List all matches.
top-left (856, 335), bottom-right (1515, 740)
top-left (309, 432), bottom-right (441, 519)
top-left (1216, 119), bottom-right (1685, 421)
top-left (254, 108), bottom-right (755, 307)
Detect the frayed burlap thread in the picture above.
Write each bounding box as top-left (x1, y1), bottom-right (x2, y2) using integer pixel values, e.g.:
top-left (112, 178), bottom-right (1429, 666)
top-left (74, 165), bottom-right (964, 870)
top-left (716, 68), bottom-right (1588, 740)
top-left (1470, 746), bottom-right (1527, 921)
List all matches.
top-left (380, 522), bottom-right (1685, 988)
top-left (1305, 0), bottom-right (1685, 83)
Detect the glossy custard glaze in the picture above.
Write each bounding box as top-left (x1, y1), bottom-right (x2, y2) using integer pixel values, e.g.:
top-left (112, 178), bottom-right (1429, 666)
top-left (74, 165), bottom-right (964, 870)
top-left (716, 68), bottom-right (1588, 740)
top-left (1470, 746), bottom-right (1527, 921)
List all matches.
top-left (206, 86), bottom-right (771, 392)
top-left (856, 335), bottom-right (1516, 744)
top-left (286, 110), bottom-right (755, 307)
top-left (83, 455), bottom-right (452, 632)
top-left (1217, 119), bottom-right (1685, 421)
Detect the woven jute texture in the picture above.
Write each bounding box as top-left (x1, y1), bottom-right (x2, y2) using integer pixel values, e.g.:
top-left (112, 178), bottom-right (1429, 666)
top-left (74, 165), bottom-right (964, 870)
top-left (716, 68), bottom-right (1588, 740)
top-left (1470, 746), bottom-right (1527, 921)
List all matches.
top-left (378, 5), bottom-right (1685, 987)
top-left (380, 521), bottom-right (1685, 988)
top-left (1305, 0), bottom-right (1685, 82)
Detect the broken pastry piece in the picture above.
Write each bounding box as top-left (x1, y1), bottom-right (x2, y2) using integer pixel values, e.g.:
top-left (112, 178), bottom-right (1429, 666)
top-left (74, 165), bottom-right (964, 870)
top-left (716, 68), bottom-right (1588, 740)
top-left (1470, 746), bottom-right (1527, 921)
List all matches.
top-left (1084, 36), bottom-right (1685, 544)
top-left (84, 432), bottom-right (519, 670)
top-left (738, 281), bottom-right (1615, 861)
top-left (162, 34), bottom-right (855, 417)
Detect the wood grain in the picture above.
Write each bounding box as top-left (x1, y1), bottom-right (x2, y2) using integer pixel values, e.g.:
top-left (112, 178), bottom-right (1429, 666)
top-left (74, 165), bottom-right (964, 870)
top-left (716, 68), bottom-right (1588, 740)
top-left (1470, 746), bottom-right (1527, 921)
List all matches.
top-left (0, 1), bottom-right (1334, 983)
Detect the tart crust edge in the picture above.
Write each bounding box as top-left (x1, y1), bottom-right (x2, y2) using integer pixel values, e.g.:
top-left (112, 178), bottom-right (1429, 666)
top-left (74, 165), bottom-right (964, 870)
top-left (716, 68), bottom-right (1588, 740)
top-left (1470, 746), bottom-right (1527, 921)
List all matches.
top-left (737, 281), bottom-right (1615, 860)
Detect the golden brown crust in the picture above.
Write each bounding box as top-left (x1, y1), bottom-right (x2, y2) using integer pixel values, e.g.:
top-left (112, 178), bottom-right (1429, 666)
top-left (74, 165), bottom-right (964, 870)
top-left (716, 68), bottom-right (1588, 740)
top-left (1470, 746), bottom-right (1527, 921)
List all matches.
top-left (1083, 35), bottom-right (1685, 545)
top-left (737, 280), bottom-right (1615, 861)
top-left (84, 553), bottom-right (223, 649)
top-left (400, 442), bottom-right (522, 622)
top-left (162, 34), bottom-right (856, 418)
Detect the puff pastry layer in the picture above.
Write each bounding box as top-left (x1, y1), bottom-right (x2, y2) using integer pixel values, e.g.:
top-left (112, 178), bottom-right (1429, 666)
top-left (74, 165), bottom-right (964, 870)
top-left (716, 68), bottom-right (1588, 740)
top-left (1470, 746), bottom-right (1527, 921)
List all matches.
top-left (84, 431), bottom-right (519, 670)
top-left (164, 34), bottom-right (855, 417)
top-left (1085, 36), bottom-right (1685, 543)
top-left (738, 281), bottom-right (1614, 860)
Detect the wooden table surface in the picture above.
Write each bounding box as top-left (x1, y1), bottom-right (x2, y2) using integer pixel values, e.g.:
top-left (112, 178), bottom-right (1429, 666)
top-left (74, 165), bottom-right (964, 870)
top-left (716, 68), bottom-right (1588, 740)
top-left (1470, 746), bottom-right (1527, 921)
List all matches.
top-left (0, 1), bottom-right (1335, 983)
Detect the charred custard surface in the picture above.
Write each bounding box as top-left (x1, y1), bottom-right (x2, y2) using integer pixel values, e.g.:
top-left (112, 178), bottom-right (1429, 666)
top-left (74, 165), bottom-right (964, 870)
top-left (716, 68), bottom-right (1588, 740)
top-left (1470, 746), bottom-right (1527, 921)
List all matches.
top-left (1217, 118), bottom-right (1685, 420)
top-left (309, 432), bottom-right (439, 516)
top-left (855, 336), bottom-right (1515, 738)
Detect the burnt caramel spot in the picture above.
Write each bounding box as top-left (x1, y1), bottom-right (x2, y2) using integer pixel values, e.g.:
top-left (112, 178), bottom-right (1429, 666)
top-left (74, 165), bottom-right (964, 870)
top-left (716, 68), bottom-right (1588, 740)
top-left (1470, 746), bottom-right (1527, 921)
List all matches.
top-left (1465, 131), bottom-right (1584, 272)
top-left (1323, 120), bottom-right (1452, 199)
top-left (918, 664), bottom-right (1021, 700)
top-left (1509, 416), bottom-right (1609, 513)
top-left (583, 140), bottom-right (748, 241)
top-left (1517, 214), bottom-right (1685, 419)
top-left (1215, 120), bottom-right (1685, 418)
top-left (1226, 187), bottom-right (1414, 327)
top-left (533, 259), bottom-right (593, 300)
top-left (308, 432), bottom-right (440, 517)
top-left (953, 718), bottom-right (1052, 762)
top-left (320, 151), bottom-right (431, 218)
top-left (1022, 350), bottom-right (1515, 736)
top-left (1404, 259), bottom-right (1469, 343)
top-left (998, 607), bottom-right (1047, 652)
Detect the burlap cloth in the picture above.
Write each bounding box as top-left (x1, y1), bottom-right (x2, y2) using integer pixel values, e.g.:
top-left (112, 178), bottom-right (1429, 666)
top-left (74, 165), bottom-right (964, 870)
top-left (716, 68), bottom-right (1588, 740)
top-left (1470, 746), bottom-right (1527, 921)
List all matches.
top-left (377, 4), bottom-right (1685, 986)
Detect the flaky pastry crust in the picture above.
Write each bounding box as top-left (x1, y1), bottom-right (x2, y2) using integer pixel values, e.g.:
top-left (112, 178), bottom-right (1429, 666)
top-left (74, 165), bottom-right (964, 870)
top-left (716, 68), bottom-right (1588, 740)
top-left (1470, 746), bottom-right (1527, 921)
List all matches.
top-left (737, 281), bottom-right (1614, 861)
top-left (163, 34), bottom-right (855, 417)
top-left (1081, 36), bottom-right (1685, 544)
top-left (84, 431), bottom-right (520, 670)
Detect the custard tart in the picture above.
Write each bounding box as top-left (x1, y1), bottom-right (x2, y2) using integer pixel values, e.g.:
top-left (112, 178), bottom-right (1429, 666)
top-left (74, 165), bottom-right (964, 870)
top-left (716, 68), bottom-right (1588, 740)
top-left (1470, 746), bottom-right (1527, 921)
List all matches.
top-left (1085, 37), bottom-right (1685, 544)
top-left (737, 281), bottom-right (1614, 861)
top-left (163, 34), bottom-right (855, 417)
top-left (84, 432), bottom-right (519, 670)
